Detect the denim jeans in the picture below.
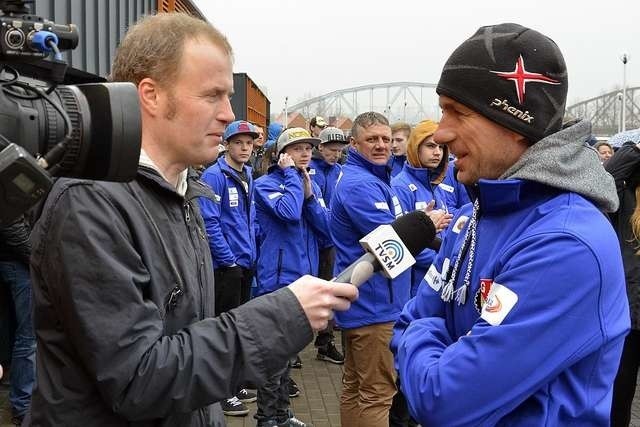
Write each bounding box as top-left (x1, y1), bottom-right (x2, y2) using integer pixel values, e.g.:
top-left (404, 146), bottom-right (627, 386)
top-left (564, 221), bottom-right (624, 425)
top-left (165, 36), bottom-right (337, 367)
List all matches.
top-left (0, 261), bottom-right (35, 418)
top-left (255, 361), bottom-right (290, 425)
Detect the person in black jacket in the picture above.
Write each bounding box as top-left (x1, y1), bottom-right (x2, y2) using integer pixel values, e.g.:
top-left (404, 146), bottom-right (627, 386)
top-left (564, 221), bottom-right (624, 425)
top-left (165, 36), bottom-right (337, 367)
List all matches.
top-left (606, 140), bottom-right (640, 427)
top-left (0, 216), bottom-right (35, 425)
top-left (26, 13), bottom-right (357, 427)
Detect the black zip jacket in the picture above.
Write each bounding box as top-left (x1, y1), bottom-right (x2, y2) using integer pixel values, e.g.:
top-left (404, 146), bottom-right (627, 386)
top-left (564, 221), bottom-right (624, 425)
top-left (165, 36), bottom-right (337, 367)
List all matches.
top-left (605, 141), bottom-right (640, 330)
top-left (27, 167), bottom-right (313, 426)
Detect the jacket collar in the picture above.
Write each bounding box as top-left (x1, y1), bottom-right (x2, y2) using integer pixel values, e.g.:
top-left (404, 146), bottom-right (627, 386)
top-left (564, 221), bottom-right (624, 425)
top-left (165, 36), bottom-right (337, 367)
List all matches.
top-left (389, 154), bottom-right (406, 167)
top-left (311, 157), bottom-right (336, 171)
top-left (346, 147), bottom-right (390, 183)
top-left (138, 166), bottom-right (216, 202)
top-left (402, 163), bottom-right (438, 186)
top-left (218, 156), bottom-right (252, 179)
top-left (470, 179), bottom-right (559, 214)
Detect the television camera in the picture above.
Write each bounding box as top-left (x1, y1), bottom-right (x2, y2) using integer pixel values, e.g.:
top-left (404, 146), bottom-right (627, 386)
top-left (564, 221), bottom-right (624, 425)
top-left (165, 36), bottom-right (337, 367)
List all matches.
top-left (0, 0), bottom-right (141, 226)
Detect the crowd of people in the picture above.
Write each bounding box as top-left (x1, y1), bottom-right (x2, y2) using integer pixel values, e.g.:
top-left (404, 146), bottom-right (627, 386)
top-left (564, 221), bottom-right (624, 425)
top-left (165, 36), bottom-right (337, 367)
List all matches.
top-left (0, 11), bottom-right (638, 427)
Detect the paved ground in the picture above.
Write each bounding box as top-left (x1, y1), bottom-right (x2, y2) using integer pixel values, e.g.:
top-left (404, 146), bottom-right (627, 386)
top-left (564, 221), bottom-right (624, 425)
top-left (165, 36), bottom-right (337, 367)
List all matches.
top-left (3, 337), bottom-right (640, 427)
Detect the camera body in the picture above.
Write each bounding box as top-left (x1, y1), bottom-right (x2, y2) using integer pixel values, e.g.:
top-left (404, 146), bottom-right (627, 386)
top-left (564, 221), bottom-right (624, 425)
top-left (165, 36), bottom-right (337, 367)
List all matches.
top-left (0, 8), bottom-right (78, 61)
top-left (0, 0), bottom-right (142, 226)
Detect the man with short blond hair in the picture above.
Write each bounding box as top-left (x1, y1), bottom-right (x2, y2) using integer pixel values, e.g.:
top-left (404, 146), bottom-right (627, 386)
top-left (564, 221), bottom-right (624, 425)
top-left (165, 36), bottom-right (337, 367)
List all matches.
top-left (389, 122), bottom-right (411, 177)
top-left (28, 13), bottom-right (357, 426)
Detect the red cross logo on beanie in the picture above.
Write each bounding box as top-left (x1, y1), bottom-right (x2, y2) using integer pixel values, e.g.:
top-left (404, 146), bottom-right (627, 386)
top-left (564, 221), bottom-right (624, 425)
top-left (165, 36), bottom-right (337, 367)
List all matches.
top-left (490, 55), bottom-right (560, 104)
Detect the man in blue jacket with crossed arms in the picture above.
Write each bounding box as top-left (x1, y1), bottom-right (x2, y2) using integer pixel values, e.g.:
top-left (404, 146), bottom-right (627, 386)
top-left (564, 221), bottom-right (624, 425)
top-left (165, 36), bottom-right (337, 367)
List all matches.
top-left (391, 23), bottom-right (630, 426)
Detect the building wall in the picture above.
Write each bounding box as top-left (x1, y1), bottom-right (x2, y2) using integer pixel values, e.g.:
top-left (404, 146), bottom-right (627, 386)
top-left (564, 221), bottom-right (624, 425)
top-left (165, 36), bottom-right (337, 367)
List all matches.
top-left (32, 0), bottom-right (204, 78)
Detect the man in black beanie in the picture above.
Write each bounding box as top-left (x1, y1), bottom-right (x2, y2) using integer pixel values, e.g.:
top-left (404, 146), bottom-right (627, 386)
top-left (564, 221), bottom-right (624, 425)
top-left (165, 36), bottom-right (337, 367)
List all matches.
top-left (390, 23), bottom-right (629, 426)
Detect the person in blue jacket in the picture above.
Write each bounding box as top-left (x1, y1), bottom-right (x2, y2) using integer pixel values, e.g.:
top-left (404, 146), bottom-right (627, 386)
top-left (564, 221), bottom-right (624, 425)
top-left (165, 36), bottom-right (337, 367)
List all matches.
top-left (253, 127), bottom-right (330, 427)
top-left (309, 126), bottom-right (348, 209)
top-left (389, 122), bottom-right (411, 177)
top-left (331, 111), bottom-right (409, 427)
top-left (309, 126), bottom-right (349, 365)
top-left (391, 23), bottom-right (630, 427)
top-left (198, 120), bottom-right (259, 416)
top-left (264, 122), bottom-right (284, 150)
top-left (441, 159), bottom-right (471, 217)
top-left (391, 119), bottom-right (453, 298)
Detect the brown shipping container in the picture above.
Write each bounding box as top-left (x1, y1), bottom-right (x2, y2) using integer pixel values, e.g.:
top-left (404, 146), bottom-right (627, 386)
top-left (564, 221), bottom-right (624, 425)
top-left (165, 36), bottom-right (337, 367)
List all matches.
top-left (157, 0), bottom-right (206, 18)
top-left (231, 73), bottom-right (270, 130)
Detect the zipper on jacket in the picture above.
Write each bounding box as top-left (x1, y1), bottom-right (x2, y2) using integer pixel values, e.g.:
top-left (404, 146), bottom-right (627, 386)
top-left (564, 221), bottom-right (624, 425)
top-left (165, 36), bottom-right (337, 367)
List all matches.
top-left (165, 285), bottom-right (183, 313)
top-left (223, 168), bottom-right (254, 259)
top-left (276, 249), bottom-right (283, 286)
top-left (184, 201), bottom-right (205, 319)
top-left (306, 227), bottom-right (313, 275)
top-left (185, 202), bottom-right (191, 223)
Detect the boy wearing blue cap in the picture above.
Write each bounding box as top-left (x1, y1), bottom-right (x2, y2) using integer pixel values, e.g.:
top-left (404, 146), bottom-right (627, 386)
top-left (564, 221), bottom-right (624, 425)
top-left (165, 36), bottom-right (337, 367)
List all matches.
top-left (199, 120), bottom-right (259, 416)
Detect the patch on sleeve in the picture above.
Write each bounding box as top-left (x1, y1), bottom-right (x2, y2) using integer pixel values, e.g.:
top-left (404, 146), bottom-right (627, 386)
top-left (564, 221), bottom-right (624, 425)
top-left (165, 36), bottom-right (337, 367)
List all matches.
top-left (214, 194), bottom-right (222, 202)
top-left (425, 264), bottom-right (442, 291)
top-left (408, 183), bottom-right (418, 192)
top-left (452, 215), bottom-right (469, 234)
top-left (374, 202), bottom-right (390, 210)
top-left (480, 283), bottom-right (518, 326)
top-left (268, 192), bottom-right (283, 200)
top-left (392, 196), bottom-right (403, 217)
top-left (309, 168), bottom-right (316, 175)
top-left (438, 183), bottom-right (454, 193)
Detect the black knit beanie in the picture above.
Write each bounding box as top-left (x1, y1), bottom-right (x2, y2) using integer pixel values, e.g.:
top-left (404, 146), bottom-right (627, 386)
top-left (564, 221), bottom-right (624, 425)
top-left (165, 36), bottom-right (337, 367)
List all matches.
top-left (436, 23), bottom-right (568, 143)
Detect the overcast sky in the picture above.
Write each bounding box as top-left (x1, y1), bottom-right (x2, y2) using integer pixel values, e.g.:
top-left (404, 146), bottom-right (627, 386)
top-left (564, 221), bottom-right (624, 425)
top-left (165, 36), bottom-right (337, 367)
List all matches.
top-left (194, 0), bottom-right (638, 114)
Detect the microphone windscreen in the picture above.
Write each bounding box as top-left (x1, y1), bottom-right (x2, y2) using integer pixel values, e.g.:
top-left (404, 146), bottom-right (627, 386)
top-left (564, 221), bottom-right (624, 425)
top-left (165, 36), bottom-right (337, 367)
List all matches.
top-left (390, 210), bottom-right (437, 256)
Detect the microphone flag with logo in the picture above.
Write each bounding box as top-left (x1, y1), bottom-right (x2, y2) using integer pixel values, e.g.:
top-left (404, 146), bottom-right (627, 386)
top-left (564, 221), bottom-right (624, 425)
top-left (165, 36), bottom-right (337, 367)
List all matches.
top-left (333, 210), bottom-right (437, 287)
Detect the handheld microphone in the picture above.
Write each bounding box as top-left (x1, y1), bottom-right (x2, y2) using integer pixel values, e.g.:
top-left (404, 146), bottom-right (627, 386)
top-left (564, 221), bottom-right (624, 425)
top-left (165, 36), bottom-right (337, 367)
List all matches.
top-left (333, 210), bottom-right (437, 287)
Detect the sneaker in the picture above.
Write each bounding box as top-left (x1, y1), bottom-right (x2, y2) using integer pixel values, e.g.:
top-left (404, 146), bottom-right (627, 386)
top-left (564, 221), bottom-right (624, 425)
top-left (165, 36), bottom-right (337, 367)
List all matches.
top-left (11, 412), bottom-right (24, 427)
top-left (220, 396), bottom-right (249, 416)
top-left (288, 378), bottom-right (300, 398)
top-left (316, 341), bottom-right (344, 364)
top-left (236, 388), bottom-right (257, 403)
top-left (278, 416), bottom-right (307, 426)
top-left (290, 354), bottom-right (302, 369)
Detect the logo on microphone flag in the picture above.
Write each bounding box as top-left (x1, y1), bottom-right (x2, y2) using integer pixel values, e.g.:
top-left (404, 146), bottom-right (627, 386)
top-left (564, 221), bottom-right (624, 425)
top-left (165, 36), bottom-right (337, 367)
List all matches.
top-left (380, 239), bottom-right (404, 264)
top-left (359, 224), bottom-right (415, 279)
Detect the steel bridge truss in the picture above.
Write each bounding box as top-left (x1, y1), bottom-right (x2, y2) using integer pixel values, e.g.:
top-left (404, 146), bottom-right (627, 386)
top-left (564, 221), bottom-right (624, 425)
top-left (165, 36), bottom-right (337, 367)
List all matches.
top-left (565, 87), bottom-right (640, 136)
top-left (287, 82), bottom-right (440, 124)
top-left (288, 82), bottom-right (640, 135)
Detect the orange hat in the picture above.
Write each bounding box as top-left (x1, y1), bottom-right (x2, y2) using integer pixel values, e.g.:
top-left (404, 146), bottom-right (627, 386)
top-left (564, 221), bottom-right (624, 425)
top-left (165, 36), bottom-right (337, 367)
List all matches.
top-left (406, 120), bottom-right (440, 168)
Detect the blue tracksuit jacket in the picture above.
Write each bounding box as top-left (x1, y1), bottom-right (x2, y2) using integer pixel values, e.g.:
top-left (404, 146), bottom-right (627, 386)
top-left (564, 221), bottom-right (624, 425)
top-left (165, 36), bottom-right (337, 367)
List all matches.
top-left (388, 154), bottom-right (406, 177)
top-left (440, 159), bottom-right (471, 217)
top-left (331, 148), bottom-right (410, 329)
top-left (391, 178), bottom-right (630, 426)
top-left (309, 157), bottom-right (342, 209)
top-left (254, 166), bottom-right (330, 295)
top-left (391, 162), bottom-right (449, 297)
top-left (199, 157), bottom-right (256, 270)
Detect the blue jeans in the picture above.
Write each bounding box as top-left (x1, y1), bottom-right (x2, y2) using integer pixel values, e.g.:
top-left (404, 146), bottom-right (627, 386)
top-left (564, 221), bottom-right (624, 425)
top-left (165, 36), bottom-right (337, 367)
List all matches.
top-left (0, 261), bottom-right (35, 418)
top-left (255, 361), bottom-right (291, 425)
